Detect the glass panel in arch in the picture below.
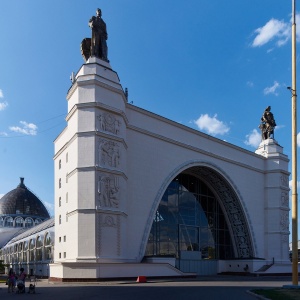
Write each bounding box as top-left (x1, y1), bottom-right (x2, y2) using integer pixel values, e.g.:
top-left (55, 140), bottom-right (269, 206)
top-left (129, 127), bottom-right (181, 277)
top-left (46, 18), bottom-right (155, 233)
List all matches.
top-left (145, 173), bottom-right (235, 260)
top-left (45, 233), bottom-right (52, 246)
top-left (179, 225), bottom-right (199, 252)
top-left (35, 219), bottom-right (42, 225)
top-left (23, 242), bottom-right (28, 263)
top-left (5, 217), bottom-right (13, 227)
top-left (36, 236), bottom-right (43, 248)
top-left (25, 218), bottom-right (34, 228)
top-left (29, 240), bottom-right (35, 261)
top-left (15, 217), bottom-right (24, 227)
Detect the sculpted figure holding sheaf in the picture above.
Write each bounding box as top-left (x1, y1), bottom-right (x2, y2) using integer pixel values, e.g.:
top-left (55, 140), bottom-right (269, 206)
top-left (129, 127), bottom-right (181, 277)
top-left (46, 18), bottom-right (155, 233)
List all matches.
top-left (89, 8), bottom-right (108, 61)
top-left (81, 8), bottom-right (109, 62)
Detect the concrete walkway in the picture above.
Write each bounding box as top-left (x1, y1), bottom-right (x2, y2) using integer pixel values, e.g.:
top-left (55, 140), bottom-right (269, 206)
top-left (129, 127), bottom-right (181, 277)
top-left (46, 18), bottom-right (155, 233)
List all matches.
top-left (0, 275), bottom-right (295, 300)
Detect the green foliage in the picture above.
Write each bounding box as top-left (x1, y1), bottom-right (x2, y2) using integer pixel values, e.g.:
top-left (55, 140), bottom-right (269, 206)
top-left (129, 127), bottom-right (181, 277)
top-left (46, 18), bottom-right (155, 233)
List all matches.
top-left (0, 260), bottom-right (9, 273)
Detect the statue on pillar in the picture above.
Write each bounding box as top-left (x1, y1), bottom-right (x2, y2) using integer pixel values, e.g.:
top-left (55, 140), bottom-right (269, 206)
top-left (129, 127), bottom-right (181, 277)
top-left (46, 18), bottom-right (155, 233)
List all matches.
top-left (80, 8), bottom-right (109, 62)
top-left (259, 106), bottom-right (276, 140)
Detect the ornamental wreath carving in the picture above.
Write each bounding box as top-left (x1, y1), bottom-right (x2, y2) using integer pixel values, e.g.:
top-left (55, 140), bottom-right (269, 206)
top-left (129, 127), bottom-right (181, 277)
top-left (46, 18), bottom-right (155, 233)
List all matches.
top-left (98, 175), bottom-right (119, 208)
top-left (97, 113), bottom-right (120, 135)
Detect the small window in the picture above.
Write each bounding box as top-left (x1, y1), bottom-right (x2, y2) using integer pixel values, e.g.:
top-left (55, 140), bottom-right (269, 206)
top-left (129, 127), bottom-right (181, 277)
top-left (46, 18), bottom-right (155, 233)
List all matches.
top-left (63, 236), bottom-right (66, 242)
top-left (59, 215), bottom-right (61, 225)
top-left (59, 178), bottom-right (61, 189)
top-left (66, 152), bottom-right (68, 163)
top-left (59, 159), bottom-right (61, 169)
top-left (59, 237), bottom-right (61, 243)
top-left (59, 197), bottom-right (61, 207)
top-left (66, 173), bottom-right (68, 183)
top-left (59, 253), bottom-right (61, 259)
top-left (63, 252), bottom-right (66, 258)
top-left (66, 212), bottom-right (68, 222)
top-left (66, 192), bottom-right (68, 203)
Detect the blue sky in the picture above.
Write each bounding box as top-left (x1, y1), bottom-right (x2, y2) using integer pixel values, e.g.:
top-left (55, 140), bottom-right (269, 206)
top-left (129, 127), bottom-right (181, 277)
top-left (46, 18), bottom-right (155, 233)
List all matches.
top-left (0, 1), bottom-right (298, 230)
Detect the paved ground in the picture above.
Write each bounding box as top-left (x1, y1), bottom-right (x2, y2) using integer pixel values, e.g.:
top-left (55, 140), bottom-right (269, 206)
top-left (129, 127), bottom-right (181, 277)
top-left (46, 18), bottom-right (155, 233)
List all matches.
top-left (0, 275), bottom-right (296, 300)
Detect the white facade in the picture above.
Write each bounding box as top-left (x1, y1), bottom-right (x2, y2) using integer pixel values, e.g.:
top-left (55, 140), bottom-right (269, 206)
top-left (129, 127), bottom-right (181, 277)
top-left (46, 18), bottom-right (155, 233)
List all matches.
top-left (50, 57), bottom-right (290, 280)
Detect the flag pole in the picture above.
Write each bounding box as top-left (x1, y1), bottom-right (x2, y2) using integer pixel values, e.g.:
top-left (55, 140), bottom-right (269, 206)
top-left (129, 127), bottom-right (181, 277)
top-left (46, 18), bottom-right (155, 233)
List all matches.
top-left (291, 0), bottom-right (298, 286)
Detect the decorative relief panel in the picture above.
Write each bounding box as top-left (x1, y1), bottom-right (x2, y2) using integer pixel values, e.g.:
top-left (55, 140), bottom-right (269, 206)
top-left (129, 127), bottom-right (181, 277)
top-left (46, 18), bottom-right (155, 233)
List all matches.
top-left (280, 211), bottom-right (289, 231)
top-left (99, 139), bottom-right (120, 168)
top-left (280, 175), bottom-right (289, 188)
top-left (98, 113), bottom-right (120, 135)
top-left (96, 214), bottom-right (121, 257)
top-left (98, 174), bottom-right (119, 208)
top-left (281, 191), bottom-right (289, 207)
top-left (102, 215), bottom-right (117, 227)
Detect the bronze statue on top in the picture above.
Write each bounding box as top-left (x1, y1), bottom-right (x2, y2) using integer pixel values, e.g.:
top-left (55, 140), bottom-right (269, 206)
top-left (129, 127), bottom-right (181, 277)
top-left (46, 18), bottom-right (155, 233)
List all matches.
top-left (81, 8), bottom-right (109, 62)
top-left (259, 106), bottom-right (276, 140)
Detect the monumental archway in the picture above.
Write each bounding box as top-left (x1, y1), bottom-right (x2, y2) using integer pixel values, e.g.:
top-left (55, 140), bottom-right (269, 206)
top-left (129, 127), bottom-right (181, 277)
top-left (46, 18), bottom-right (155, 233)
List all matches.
top-left (142, 162), bottom-right (254, 261)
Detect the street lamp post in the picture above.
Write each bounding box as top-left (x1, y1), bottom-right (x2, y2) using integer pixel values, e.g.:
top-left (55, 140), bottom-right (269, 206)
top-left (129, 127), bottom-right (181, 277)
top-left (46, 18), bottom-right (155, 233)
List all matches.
top-left (291, 0), bottom-right (298, 286)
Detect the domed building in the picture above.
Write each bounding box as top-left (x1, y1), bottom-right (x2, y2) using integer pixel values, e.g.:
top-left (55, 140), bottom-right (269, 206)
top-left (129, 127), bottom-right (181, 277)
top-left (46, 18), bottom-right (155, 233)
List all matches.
top-left (0, 178), bottom-right (54, 277)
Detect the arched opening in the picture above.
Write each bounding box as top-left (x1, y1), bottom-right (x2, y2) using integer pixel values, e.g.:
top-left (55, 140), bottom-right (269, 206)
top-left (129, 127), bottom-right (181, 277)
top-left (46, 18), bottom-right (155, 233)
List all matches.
top-left (44, 232), bottom-right (52, 261)
top-left (36, 236), bottom-right (43, 261)
top-left (15, 217), bottom-right (24, 228)
top-left (145, 166), bottom-right (254, 273)
top-left (146, 172), bottom-right (234, 259)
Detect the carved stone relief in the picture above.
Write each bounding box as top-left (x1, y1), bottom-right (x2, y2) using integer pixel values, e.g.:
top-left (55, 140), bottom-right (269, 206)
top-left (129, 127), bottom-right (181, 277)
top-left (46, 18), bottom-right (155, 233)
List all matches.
top-left (281, 191), bottom-right (289, 207)
top-left (98, 174), bottom-right (119, 208)
top-left (280, 211), bottom-right (289, 231)
top-left (280, 175), bottom-right (289, 188)
top-left (96, 214), bottom-right (121, 257)
top-left (97, 113), bottom-right (120, 135)
top-left (102, 215), bottom-right (117, 227)
top-left (99, 139), bottom-right (120, 168)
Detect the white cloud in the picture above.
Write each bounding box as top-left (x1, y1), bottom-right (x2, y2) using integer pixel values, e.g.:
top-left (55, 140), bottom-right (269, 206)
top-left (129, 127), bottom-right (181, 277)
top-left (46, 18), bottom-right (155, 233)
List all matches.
top-left (297, 132), bottom-right (300, 147)
top-left (252, 18), bottom-right (290, 47)
top-left (289, 180), bottom-right (300, 190)
top-left (244, 129), bottom-right (261, 148)
top-left (43, 201), bottom-right (54, 215)
top-left (0, 194), bottom-right (4, 199)
top-left (0, 132), bottom-right (8, 136)
top-left (0, 89), bottom-right (3, 98)
top-left (247, 81), bottom-right (254, 87)
top-left (264, 81), bottom-right (280, 96)
top-left (194, 114), bottom-right (230, 136)
top-left (0, 101), bottom-right (8, 111)
top-left (9, 121), bottom-right (38, 135)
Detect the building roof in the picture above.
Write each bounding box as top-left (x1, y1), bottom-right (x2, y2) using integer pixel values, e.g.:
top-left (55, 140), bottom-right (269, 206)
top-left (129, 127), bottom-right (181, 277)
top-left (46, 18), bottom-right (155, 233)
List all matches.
top-left (5, 217), bottom-right (55, 246)
top-left (0, 178), bottom-right (50, 218)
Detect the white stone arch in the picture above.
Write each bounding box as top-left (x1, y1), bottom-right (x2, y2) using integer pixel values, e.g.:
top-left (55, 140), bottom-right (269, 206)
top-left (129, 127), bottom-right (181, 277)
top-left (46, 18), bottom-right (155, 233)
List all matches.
top-left (138, 160), bottom-right (256, 261)
top-left (44, 231), bottom-right (54, 261)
